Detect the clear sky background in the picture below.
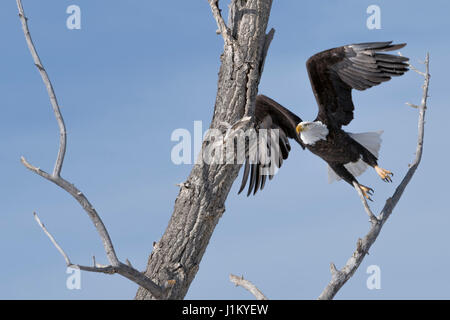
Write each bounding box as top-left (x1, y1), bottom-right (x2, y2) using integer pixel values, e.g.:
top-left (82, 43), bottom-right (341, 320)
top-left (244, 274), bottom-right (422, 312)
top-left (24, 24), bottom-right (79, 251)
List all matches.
top-left (0, 0), bottom-right (448, 299)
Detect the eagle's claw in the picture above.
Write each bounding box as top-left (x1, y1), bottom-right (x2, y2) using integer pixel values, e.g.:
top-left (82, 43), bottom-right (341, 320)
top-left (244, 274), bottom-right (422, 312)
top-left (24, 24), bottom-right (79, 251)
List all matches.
top-left (359, 184), bottom-right (374, 201)
top-left (375, 166), bottom-right (393, 183)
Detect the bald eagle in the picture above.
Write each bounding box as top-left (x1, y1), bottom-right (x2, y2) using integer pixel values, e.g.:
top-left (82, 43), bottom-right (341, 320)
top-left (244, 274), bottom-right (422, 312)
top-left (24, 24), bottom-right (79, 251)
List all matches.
top-left (238, 41), bottom-right (409, 200)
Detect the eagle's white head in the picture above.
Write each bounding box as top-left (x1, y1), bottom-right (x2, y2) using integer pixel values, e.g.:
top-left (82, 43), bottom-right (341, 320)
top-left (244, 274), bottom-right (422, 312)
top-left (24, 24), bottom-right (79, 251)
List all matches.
top-left (296, 121), bottom-right (329, 145)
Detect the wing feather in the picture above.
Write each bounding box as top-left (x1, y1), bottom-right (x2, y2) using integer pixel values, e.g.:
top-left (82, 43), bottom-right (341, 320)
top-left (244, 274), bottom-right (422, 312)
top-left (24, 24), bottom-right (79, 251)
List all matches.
top-left (238, 95), bottom-right (304, 196)
top-left (307, 41), bottom-right (409, 128)
top-left (238, 160), bottom-right (250, 194)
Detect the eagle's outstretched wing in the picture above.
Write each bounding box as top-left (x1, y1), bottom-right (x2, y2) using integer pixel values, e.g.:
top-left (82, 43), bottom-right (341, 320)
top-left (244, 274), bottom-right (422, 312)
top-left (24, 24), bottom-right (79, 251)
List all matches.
top-left (306, 41), bottom-right (409, 128)
top-left (238, 95), bottom-right (304, 196)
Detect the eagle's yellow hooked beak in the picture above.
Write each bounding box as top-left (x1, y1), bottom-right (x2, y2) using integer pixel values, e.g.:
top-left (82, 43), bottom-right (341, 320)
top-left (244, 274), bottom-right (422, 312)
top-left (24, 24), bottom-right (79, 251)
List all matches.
top-left (296, 123), bottom-right (303, 134)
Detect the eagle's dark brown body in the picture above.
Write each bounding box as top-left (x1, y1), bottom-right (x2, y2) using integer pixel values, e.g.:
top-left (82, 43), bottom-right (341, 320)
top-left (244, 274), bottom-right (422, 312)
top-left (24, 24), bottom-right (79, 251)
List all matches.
top-left (306, 130), bottom-right (378, 185)
top-left (238, 41), bottom-right (409, 196)
top-left (306, 131), bottom-right (371, 164)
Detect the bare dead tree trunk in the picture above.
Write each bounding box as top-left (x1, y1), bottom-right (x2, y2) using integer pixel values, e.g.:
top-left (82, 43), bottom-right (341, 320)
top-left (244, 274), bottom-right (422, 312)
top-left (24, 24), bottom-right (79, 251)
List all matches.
top-left (134, 0), bottom-right (274, 300)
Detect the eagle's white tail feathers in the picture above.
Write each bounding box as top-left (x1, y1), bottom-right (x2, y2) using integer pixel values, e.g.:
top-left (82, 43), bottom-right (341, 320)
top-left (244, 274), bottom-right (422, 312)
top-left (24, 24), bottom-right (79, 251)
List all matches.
top-left (349, 131), bottom-right (384, 158)
top-left (328, 131), bottom-right (383, 183)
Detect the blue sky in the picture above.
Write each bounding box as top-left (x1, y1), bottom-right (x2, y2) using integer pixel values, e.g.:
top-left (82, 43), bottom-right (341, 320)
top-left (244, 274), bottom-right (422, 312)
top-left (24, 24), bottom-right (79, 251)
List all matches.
top-left (0, 0), bottom-right (449, 299)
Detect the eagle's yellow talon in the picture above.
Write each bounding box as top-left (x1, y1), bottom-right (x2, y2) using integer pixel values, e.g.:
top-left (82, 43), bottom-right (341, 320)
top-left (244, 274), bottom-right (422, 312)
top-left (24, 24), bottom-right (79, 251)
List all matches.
top-left (375, 166), bottom-right (393, 183)
top-left (359, 184), bottom-right (374, 201)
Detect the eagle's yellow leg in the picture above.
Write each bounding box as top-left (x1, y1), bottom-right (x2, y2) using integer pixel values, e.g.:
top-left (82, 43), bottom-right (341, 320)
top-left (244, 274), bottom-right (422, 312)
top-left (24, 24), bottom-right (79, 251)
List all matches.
top-left (359, 184), bottom-right (374, 202)
top-left (375, 165), bottom-right (393, 182)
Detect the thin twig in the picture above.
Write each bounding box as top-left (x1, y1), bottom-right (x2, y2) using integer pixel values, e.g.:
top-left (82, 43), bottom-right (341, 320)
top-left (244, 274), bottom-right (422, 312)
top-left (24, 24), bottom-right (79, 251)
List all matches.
top-left (229, 274), bottom-right (268, 300)
top-left (17, 0), bottom-right (163, 299)
top-left (405, 102), bottom-right (419, 109)
top-left (16, 0), bottom-right (66, 177)
top-left (34, 212), bottom-right (115, 273)
top-left (318, 53), bottom-right (430, 300)
top-left (33, 212), bottom-right (71, 266)
top-left (352, 181), bottom-right (379, 225)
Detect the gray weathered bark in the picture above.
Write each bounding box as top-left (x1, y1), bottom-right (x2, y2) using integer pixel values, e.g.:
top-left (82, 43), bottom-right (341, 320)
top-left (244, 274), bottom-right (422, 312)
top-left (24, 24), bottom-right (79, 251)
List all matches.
top-left (135, 0), bottom-right (274, 300)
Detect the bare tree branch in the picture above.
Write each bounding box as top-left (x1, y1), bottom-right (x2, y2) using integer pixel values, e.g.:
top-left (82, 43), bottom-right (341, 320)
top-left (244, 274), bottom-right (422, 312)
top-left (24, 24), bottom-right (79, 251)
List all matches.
top-left (352, 181), bottom-right (379, 225)
top-left (318, 53), bottom-right (430, 300)
top-left (34, 212), bottom-right (124, 274)
top-left (17, 0), bottom-right (163, 299)
top-left (32, 220), bottom-right (160, 286)
top-left (229, 274), bottom-right (268, 300)
top-left (208, 0), bottom-right (234, 46)
top-left (20, 156), bottom-right (120, 266)
top-left (16, 0), bottom-right (66, 177)
top-left (33, 211), bottom-right (71, 266)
